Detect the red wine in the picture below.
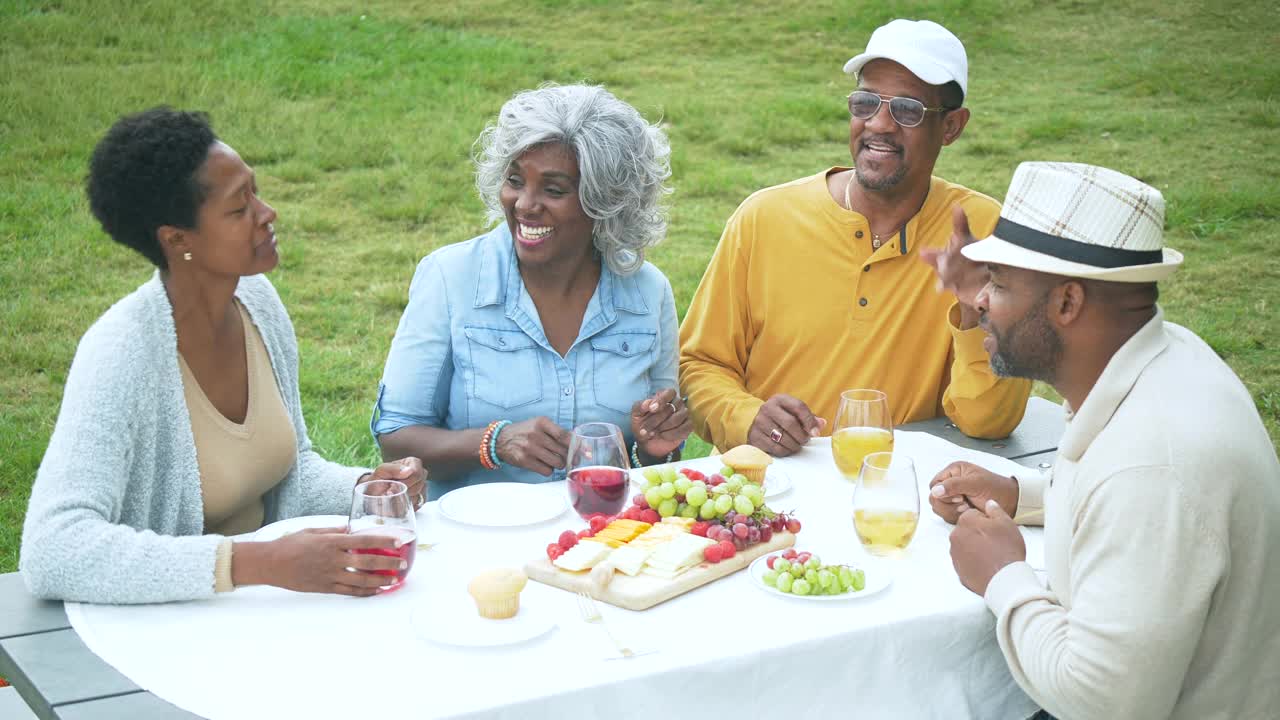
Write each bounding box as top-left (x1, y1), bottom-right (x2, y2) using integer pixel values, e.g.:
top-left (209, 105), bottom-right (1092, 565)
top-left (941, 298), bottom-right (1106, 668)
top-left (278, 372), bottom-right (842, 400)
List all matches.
top-left (350, 526), bottom-right (416, 591)
top-left (568, 466), bottom-right (628, 520)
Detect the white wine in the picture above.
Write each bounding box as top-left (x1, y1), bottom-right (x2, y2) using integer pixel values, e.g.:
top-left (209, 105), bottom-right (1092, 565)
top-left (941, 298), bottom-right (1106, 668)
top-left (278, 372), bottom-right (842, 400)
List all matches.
top-left (832, 427), bottom-right (894, 480)
top-left (854, 509), bottom-right (918, 555)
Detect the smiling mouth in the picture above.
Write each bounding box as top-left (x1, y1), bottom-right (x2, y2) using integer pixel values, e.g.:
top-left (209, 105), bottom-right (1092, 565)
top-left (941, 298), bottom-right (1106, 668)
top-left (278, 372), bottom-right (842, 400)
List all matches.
top-left (517, 222), bottom-right (553, 244)
top-left (861, 140), bottom-right (901, 155)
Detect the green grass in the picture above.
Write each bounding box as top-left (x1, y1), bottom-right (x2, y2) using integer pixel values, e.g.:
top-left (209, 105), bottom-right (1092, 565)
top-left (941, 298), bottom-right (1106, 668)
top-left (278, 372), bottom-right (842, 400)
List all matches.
top-left (1, 0), bottom-right (1277, 574)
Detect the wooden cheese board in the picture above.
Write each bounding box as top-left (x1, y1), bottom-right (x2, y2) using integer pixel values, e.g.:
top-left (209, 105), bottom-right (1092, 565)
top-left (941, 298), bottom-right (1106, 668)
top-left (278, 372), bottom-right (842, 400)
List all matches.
top-left (525, 531), bottom-right (796, 611)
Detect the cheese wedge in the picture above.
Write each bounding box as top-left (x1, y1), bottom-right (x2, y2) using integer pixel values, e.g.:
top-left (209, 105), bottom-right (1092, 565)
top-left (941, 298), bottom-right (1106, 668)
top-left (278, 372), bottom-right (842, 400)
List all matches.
top-left (553, 539), bottom-right (613, 572)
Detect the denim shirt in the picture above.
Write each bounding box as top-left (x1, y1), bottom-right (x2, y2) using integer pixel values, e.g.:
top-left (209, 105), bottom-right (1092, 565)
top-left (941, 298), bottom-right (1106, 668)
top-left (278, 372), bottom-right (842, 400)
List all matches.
top-left (372, 224), bottom-right (679, 499)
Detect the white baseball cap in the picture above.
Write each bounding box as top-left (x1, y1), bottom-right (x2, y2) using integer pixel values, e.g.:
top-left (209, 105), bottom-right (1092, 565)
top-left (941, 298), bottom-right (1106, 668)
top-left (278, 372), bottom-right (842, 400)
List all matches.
top-left (843, 19), bottom-right (969, 102)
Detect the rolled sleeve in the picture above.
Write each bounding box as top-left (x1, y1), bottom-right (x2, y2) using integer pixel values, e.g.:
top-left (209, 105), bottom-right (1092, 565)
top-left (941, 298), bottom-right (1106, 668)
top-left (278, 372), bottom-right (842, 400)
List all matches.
top-left (373, 256), bottom-right (454, 437)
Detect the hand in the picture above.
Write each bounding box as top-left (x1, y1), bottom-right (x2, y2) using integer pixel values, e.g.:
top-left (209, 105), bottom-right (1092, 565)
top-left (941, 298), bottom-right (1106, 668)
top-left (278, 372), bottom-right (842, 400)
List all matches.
top-left (919, 205), bottom-right (990, 311)
top-left (747, 394), bottom-right (826, 457)
top-left (631, 388), bottom-right (693, 460)
top-left (363, 457), bottom-right (427, 509)
top-left (495, 416), bottom-right (571, 476)
top-left (928, 461), bottom-right (1019, 524)
top-left (949, 500), bottom-right (1026, 596)
top-left (258, 528), bottom-right (409, 597)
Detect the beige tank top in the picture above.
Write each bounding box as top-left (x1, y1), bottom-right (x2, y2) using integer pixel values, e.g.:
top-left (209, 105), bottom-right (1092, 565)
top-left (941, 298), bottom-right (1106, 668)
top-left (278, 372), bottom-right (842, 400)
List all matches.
top-left (180, 301), bottom-right (297, 537)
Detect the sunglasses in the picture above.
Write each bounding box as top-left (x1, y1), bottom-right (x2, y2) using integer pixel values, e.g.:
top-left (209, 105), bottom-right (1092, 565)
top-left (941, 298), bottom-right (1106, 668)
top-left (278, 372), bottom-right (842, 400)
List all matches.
top-left (847, 91), bottom-right (952, 128)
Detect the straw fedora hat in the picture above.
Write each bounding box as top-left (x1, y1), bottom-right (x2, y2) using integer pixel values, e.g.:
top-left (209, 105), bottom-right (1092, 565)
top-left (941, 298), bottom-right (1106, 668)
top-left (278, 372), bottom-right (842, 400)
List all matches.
top-left (962, 162), bottom-right (1183, 282)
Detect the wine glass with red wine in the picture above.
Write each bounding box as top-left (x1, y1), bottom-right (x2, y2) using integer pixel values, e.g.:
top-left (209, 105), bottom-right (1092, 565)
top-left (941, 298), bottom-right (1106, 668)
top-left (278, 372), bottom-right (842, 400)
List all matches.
top-left (566, 422), bottom-right (631, 521)
top-left (348, 479), bottom-right (417, 592)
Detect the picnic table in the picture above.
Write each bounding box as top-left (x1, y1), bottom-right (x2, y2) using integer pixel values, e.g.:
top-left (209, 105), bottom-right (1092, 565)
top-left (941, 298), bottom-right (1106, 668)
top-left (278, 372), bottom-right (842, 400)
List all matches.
top-left (1, 397), bottom-right (1064, 720)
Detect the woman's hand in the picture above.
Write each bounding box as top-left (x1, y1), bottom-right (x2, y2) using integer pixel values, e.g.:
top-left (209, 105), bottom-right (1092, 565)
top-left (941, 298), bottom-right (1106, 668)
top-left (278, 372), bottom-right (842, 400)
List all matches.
top-left (632, 388), bottom-right (692, 462)
top-left (360, 457), bottom-right (427, 509)
top-left (236, 528), bottom-right (407, 597)
top-left (495, 416), bottom-right (571, 476)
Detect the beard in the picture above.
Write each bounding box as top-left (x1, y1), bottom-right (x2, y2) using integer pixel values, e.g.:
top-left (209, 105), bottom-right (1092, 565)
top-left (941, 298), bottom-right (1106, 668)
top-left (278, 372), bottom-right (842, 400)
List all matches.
top-left (986, 293), bottom-right (1063, 383)
top-left (855, 156), bottom-right (908, 192)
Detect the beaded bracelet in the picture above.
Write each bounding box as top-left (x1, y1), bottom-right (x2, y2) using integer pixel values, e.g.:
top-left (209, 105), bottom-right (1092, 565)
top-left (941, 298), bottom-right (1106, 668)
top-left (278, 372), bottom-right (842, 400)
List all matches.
top-left (488, 420), bottom-right (512, 470)
top-left (479, 420), bottom-right (501, 470)
top-left (631, 441), bottom-right (676, 469)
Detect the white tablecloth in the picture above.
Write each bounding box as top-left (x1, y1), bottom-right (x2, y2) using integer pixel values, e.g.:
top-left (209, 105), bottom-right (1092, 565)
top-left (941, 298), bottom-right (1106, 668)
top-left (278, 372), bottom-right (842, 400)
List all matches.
top-left (67, 431), bottom-right (1041, 719)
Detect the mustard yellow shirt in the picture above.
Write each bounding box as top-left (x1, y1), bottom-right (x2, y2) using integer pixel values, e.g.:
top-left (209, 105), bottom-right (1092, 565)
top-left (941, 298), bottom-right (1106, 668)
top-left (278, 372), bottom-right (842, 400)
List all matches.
top-left (679, 169), bottom-right (1031, 450)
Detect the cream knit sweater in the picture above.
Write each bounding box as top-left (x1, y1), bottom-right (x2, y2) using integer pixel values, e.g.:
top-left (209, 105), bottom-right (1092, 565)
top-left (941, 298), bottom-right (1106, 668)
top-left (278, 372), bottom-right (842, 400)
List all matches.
top-left (987, 310), bottom-right (1280, 719)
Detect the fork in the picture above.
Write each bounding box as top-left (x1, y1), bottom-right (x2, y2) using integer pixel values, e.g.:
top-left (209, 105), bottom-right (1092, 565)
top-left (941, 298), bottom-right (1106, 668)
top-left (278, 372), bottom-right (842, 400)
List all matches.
top-left (575, 591), bottom-right (635, 659)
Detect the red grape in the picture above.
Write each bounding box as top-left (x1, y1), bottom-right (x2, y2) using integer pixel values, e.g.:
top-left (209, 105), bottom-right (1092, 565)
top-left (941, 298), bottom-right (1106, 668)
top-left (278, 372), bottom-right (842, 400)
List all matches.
top-left (760, 525), bottom-right (773, 543)
top-left (796, 552), bottom-right (811, 564)
top-left (633, 493), bottom-right (649, 509)
top-left (747, 528), bottom-right (761, 544)
top-left (558, 530), bottom-right (579, 550)
top-left (766, 555), bottom-right (778, 569)
top-left (786, 518), bottom-right (802, 533)
top-left (771, 516), bottom-right (785, 532)
top-left (782, 548), bottom-right (798, 560)
top-left (733, 523), bottom-right (749, 540)
top-left (708, 474), bottom-right (725, 486)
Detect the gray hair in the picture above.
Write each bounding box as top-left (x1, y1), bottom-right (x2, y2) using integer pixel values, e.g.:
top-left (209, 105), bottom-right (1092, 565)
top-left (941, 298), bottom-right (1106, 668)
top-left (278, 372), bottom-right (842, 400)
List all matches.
top-left (473, 84), bottom-right (672, 276)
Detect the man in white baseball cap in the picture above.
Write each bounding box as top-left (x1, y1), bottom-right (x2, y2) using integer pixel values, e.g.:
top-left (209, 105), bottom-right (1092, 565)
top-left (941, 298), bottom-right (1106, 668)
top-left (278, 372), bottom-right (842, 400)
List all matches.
top-left (930, 162), bottom-right (1280, 719)
top-left (679, 19), bottom-right (1031, 456)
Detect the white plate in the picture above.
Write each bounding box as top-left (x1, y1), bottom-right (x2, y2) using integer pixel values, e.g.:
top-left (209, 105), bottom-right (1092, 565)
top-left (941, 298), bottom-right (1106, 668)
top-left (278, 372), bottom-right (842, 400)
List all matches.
top-left (630, 462), bottom-right (795, 499)
top-left (746, 553), bottom-right (891, 601)
top-left (438, 482), bottom-right (567, 527)
top-left (411, 594), bottom-right (556, 648)
top-left (253, 515), bottom-right (348, 542)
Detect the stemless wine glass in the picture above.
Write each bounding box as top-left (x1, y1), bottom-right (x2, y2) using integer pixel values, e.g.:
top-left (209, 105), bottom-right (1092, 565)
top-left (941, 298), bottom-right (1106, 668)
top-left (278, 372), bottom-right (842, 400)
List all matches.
top-left (831, 389), bottom-right (894, 481)
top-left (566, 422), bottom-right (631, 521)
top-left (348, 479), bottom-right (418, 592)
top-left (852, 452), bottom-right (920, 557)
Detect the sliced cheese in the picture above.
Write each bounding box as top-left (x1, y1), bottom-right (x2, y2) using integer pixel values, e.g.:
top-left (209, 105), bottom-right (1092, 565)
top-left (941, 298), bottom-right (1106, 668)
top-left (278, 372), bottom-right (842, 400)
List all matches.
top-left (644, 534), bottom-right (715, 575)
top-left (553, 539), bottom-right (613, 572)
top-left (608, 544), bottom-right (653, 576)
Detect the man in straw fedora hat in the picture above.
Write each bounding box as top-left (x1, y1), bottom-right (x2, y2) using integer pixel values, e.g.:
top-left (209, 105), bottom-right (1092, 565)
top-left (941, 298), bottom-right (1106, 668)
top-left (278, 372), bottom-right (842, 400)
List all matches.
top-left (929, 161), bottom-right (1280, 719)
top-left (679, 19), bottom-right (1031, 455)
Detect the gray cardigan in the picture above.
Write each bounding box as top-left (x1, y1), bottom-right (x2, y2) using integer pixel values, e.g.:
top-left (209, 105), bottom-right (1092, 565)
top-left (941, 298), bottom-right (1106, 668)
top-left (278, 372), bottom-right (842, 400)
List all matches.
top-left (21, 273), bottom-right (365, 604)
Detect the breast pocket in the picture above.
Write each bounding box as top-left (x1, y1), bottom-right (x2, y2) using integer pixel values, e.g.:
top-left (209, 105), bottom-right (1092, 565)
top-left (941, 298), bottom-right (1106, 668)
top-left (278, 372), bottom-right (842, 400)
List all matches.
top-left (463, 326), bottom-right (544, 409)
top-left (590, 330), bottom-right (656, 414)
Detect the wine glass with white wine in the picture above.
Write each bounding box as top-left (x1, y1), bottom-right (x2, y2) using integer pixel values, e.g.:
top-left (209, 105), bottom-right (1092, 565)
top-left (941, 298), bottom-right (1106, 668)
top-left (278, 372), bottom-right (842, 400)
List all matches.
top-left (831, 389), bottom-right (894, 481)
top-left (852, 452), bottom-right (919, 557)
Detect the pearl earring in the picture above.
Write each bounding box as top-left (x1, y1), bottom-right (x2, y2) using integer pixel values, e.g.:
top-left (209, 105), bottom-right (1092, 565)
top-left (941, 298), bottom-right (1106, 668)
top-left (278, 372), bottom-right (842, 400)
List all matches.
top-left (183, 252), bottom-right (192, 261)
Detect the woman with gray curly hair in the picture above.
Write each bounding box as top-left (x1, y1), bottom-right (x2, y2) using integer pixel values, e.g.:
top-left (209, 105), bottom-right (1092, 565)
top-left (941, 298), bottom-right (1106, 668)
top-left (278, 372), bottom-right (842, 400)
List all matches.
top-left (373, 84), bottom-right (692, 500)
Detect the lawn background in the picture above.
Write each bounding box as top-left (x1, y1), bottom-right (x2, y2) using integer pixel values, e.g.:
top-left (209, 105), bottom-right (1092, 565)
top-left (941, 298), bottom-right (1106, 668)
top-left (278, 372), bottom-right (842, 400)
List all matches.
top-left (2, 0), bottom-right (1277, 575)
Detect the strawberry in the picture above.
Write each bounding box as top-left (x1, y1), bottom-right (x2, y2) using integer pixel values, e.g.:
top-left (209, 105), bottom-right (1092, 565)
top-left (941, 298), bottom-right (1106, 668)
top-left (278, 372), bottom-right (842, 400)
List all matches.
top-left (558, 530), bottom-right (579, 550)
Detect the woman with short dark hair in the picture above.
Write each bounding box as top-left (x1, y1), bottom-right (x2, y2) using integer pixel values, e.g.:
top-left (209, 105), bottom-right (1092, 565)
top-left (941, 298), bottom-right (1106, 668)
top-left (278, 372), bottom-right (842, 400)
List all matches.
top-left (21, 107), bottom-right (426, 604)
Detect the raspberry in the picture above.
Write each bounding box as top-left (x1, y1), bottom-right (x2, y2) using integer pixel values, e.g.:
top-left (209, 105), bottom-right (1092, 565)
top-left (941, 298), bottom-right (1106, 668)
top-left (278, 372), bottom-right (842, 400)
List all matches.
top-left (589, 515), bottom-right (609, 533)
top-left (558, 530), bottom-right (579, 550)
top-left (703, 544), bottom-right (724, 563)
top-left (577, 529), bottom-right (593, 539)
top-left (690, 521), bottom-right (710, 537)
top-left (547, 543), bottom-right (565, 561)
top-left (718, 540), bottom-right (736, 559)
top-left (682, 469), bottom-right (706, 482)
top-left (639, 509), bottom-right (660, 525)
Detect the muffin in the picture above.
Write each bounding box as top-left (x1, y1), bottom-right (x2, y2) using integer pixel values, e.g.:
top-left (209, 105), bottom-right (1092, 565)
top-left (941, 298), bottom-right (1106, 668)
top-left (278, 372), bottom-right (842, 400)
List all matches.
top-left (467, 568), bottom-right (528, 619)
top-left (721, 444), bottom-right (773, 485)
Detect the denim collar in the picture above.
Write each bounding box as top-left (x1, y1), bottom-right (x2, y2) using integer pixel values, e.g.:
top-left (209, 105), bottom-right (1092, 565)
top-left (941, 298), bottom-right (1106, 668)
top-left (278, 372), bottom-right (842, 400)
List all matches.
top-left (471, 224), bottom-right (649, 352)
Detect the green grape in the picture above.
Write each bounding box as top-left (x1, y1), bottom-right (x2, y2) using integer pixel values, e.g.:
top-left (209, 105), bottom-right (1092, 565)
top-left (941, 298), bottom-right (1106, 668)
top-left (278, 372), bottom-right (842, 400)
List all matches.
top-left (762, 570), bottom-right (779, 586)
top-left (679, 503), bottom-right (699, 519)
top-left (804, 568), bottom-right (819, 585)
top-left (852, 569), bottom-right (866, 592)
top-left (699, 501), bottom-right (718, 519)
top-left (818, 569), bottom-right (836, 589)
top-left (660, 467), bottom-right (678, 484)
top-left (804, 557), bottom-right (821, 571)
top-left (775, 572), bottom-right (793, 593)
top-left (711, 484), bottom-right (731, 496)
top-left (674, 477), bottom-right (692, 495)
top-left (641, 468), bottom-right (661, 487)
top-left (714, 495), bottom-right (734, 515)
top-left (791, 578), bottom-right (811, 596)
top-left (719, 465), bottom-right (735, 478)
top-left (743, 488), bottom-right (764, 508)
top-left (789, 564), bottom-right (806, 578)
top-left (730, 473), bottom-right (749, 485)
top-left (657, 498), bottom-right (678, 517)
top-left (644, 487), bottom-right (663, 509)
top-left (725, 476), bottom-right (744, 492)
top-left (837, 566), bottom-right (854, 590)
top-left (774, 558), bottom-right (791, 574)
top-left (733, 494), bottom-right (756, 516)
top-left (658, 482), bottom-right (677, 499)
top-left (685, 485), bottom-right (708, 507)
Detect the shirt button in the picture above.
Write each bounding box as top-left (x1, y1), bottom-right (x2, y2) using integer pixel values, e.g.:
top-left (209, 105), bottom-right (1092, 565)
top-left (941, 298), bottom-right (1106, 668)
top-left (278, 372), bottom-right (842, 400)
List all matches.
top-left (858, 297), bottom-right (868, 307)
top-left (863, 265), bottom-right (870, 272)
top-left (622, 341), bottom-right (629, 352)
top-left (563, 386), bottom-right (574, 396)
top-left (855, 230), bottom-right (864, 239)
